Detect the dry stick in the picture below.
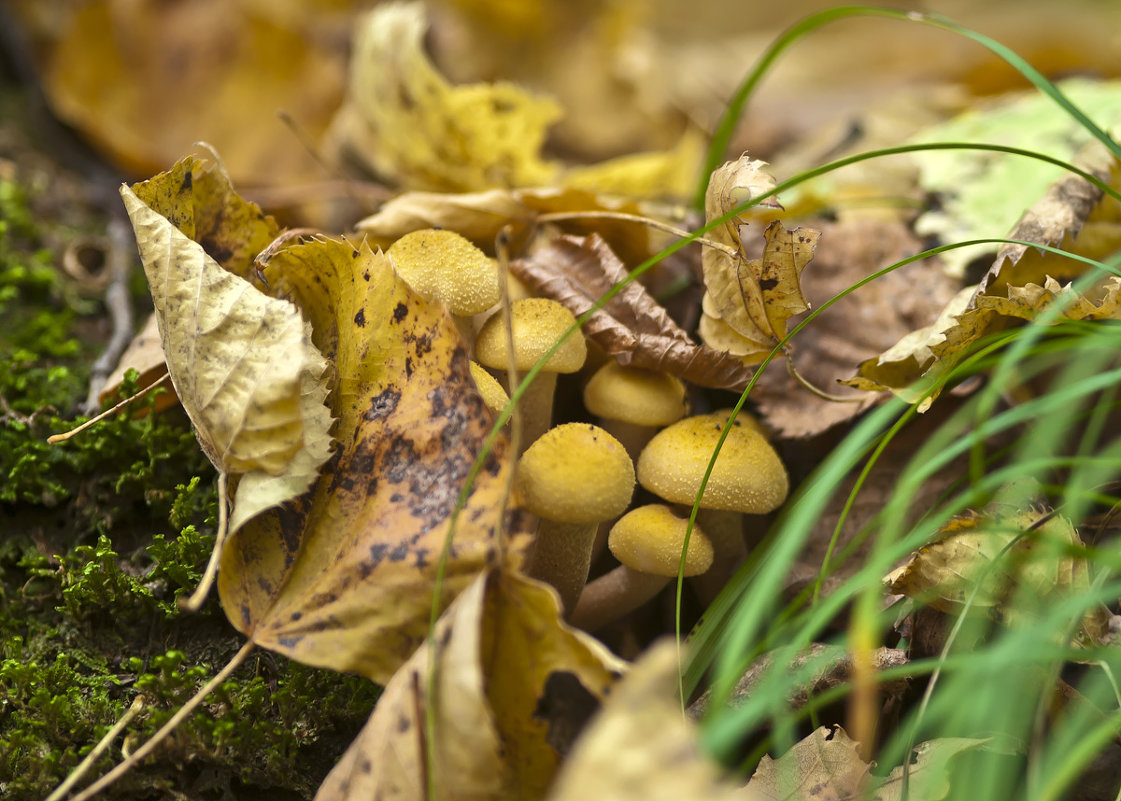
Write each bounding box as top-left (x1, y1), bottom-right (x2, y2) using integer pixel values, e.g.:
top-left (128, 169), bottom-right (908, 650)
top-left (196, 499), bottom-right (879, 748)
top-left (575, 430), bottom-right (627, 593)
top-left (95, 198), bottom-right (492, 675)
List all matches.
top-left (83, 217), bottom-right (135, 414)
top-left (65, 640), bottom-right (256, 801)
top-left (534, 210), bottom-right (739, 258)
top-left (178, 470), bottom-right (229, 612)
top-left (45, 695), bottom-right (146, 801)
top-left (48, 372), bottom-right (172, 444)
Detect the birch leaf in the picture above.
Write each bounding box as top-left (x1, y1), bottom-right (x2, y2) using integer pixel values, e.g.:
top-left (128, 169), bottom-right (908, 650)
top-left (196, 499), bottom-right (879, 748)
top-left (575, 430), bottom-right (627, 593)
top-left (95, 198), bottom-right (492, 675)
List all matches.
top-left (746, 726), bottom-right (870, 801)
top-left (316, 570), bottom-right (623, 801)
top-left (218, 235), bottom-right (528, 684)
top-left (121, 170), bottom-right (333, 534)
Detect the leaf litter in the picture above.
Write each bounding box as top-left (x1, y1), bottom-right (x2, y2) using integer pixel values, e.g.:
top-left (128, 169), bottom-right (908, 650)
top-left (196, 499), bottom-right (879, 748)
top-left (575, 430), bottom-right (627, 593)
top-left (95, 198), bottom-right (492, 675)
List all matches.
top-left (36, 3), bottom-right (1121, 800)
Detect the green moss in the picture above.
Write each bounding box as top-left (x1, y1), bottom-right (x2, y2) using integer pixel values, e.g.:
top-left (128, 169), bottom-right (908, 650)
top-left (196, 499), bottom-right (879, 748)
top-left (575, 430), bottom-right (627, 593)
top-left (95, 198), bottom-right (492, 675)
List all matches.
top-left (0, 172), bottom-right (380, 800)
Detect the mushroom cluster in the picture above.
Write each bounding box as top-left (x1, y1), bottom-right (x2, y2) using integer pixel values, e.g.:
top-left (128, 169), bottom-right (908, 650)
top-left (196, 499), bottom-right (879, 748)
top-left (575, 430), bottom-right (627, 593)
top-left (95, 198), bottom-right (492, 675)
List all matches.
top-left (382, 227), bottom-right (792, 639)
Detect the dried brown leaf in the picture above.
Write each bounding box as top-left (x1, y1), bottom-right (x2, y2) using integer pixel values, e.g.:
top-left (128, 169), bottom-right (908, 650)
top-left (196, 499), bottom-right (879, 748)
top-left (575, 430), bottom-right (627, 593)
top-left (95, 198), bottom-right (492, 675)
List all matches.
top-left (746, 726), bottom-right (870, 801)
top-left (511, 234), bottom-right (754, 390)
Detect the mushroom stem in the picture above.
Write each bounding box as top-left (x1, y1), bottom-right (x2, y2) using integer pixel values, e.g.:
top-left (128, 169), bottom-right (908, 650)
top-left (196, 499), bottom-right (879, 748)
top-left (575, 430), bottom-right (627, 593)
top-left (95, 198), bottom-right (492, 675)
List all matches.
top-left (569, 566), bottom-right (668, 632)
top-left (600, 418), bottom-right (656, 460)
top-left (510, 370), bottom-right (558, 450)
top-left (525, 520), bottom-right (597, 614)
top-left (691, 509), bottom-right (747, 605)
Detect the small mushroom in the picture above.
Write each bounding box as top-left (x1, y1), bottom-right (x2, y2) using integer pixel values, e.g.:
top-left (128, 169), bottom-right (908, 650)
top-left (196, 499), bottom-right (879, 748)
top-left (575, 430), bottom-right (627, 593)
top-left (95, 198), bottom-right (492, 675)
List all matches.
top-left (475, 298), bottom-right (587, 448)
top-left (582, 361), bottom-right (688, 458)
top-left (516, 423), bottom-right (635, 614)
top-left (636, 409), bottom-right (788, 604)
top-left (569, 504), bottom-right (714, 632)
top-left (387, 229), bottom-right (500, 344)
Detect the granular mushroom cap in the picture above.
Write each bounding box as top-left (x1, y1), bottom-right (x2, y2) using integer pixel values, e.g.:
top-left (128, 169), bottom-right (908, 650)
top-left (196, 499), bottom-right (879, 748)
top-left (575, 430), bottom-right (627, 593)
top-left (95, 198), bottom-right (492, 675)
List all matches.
top-left (475, 298), bottom-right (587, 373)
top-left (583, 362), bottom-right (687, 427)
top-left (608, 504), bottom-right (714, 577)
top-left (515, 423), bottom-right (634, 524)
top-left (387, 228), bottom-right (500, 316)
top-left (637, 410), bottom-right (788, 513)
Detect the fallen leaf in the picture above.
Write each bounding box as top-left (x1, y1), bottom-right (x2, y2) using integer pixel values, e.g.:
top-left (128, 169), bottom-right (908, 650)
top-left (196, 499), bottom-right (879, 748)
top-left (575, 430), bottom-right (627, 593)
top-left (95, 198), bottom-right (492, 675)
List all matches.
top-left (26, 0), bottom-right (352, 186)
top-left (122, 161), bottom-right (333, 535)
top-left (885, 505), bottom-right (1111, 644)
top-left (871, 737), bottom-right (995, 801)
top-left (316, 570), bottom-right (624, 801)
top-left (327, 2), bottom-right (562, 191)
top-left (98, 311), bottom-right (178, 412)
top-left (217, 233), bottom-right (529, 683)
top-left (749, 219), bottom-right (960, 438)
top-left (511, 233), bottom-right (754, 390)
top-left (746, 725), bottom-right (870, 801)
top-left (547, 640), bottom-right (746, 801)
top-left (908, 78), bottom-right (1121, 276)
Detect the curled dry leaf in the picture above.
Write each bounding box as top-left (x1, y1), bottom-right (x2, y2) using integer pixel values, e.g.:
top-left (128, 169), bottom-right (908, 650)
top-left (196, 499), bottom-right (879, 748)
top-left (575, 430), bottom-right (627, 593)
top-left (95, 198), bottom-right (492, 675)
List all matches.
top-left (697, 156), bottom-right (820, 365)
top-left (511, 233), bottom-right (755, 391)
top-left (217, 234), bottom-right (528, 684)
top-left (328, 2), bottom-right (561, 192)
top-left (121, 160), bottom-right (333, 534)
top-left (316, 570), bottom-right (624, 801)
top-left (846, 140), bottom-right (1120, 400)
top-left (885, 506), bottom-right (1111, 644)
top-left (546, 640), bottom-right (746, 801)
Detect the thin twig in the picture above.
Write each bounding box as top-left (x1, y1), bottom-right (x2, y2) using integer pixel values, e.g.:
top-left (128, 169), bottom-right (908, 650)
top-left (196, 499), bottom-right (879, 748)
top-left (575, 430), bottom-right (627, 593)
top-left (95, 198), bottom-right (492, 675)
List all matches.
top-left (786, 357), bottom-right (866, 403)
top-left (178, 471), bottom-right (229, 612)
top-left (48, 372), bottom-right (171, 444)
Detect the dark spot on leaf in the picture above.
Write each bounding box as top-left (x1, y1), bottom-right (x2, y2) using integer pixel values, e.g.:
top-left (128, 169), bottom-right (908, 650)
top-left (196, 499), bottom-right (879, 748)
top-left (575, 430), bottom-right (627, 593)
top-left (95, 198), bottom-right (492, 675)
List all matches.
top-left (352, 248), bottom-right (360, 258)
top-left (289, 611), bottom-right (302, 622)
top-left (354, 308), bottom-right (366, 327)
top-left (277, 636), bottom-right (303, 648)
top-left (180, 170), bottom-right (193, 192)
top-left (363, 270), bottom-right (371, 282)
top-left (389, 541), bottom-right (411, 562)
top-left (404, 357), bottom-right (413, 378)
top-left (532, 672), bottom-right (600, 757)
top-left (759, 277), bottom-right (779, 291)
top-left (366, 388), bottom-right (401, 421)
top-left (394, 302), bottom-right (408, 322)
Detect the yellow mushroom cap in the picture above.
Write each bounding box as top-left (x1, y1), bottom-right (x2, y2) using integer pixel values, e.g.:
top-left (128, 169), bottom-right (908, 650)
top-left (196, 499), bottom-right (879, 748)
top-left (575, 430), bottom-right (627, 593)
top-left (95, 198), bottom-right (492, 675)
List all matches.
top-left (608, 504), bottom-right (714, 577)
top-left (583, 362), bottom-right (687, 427)
top-left (515, 423), bottom-right (634, 524)
top-left (475, 298), bottom-right (587, 374)
top-left (637, 411), bottom-right (788, 513)
top-left (469, 361), bottom-right (509, 415)
top-left (388, 229), bottom-right (500, 316)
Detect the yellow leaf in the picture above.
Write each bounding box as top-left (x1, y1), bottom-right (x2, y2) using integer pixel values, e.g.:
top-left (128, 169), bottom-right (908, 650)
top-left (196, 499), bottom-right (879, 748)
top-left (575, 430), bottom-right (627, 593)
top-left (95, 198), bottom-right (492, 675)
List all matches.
top-left (316, 570), bottom-right (623, 801)
top-left (747, 726), bottom-right (870, 801)
top-left (121, 164), bottom-right (333, 534)
top-left (329, 2), bottom-right (561, 191)
top-left (218, 235), bottom-right (528, 683)
top-left (560, 129), bottom-right (705, 199)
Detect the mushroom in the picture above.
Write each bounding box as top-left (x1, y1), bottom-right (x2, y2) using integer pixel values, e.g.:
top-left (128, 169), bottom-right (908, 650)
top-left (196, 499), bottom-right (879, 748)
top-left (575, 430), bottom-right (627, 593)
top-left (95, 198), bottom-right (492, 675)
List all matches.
top-left (387, 228), bottom-right (500, 344)
top-left (569, 504), bottom-right (714, 632)
top-left (475, 298), bottom-right (587, 448)
top-left (516, 423), bottom-right (635, 614)
top-left (636, 409), bottom-right (788, 604)
top-left (582, 361), bottom-right (688, 458)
